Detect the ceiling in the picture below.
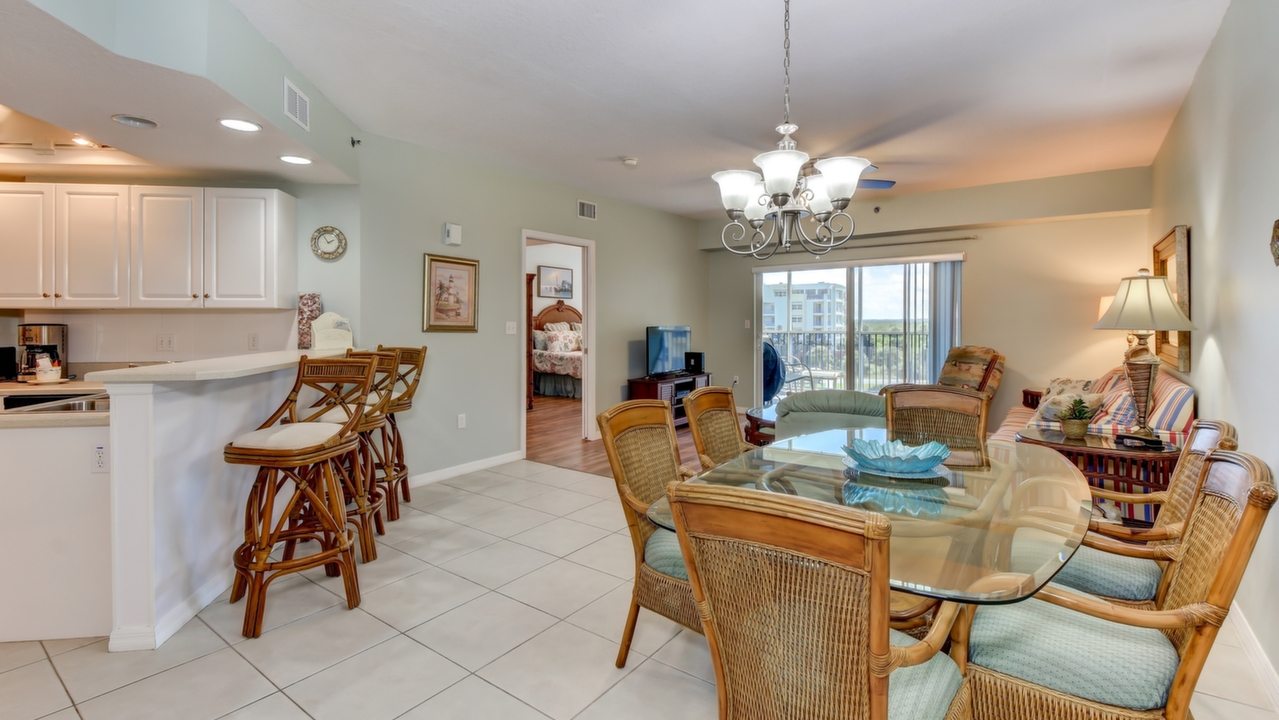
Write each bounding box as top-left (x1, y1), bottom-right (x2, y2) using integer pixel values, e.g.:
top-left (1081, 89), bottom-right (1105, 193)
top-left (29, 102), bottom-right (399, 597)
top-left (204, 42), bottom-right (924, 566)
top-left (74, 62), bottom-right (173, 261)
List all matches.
top-left (229, 0), bottom-right (1230, 217)
top-left (0, 0), bottom-right (350, 185)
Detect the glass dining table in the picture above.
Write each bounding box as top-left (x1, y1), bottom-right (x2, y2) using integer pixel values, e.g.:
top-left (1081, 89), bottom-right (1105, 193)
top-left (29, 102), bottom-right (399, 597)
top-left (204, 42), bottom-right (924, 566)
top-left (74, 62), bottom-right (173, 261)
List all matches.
top-left (647, 427), bottom-right (1093, 605)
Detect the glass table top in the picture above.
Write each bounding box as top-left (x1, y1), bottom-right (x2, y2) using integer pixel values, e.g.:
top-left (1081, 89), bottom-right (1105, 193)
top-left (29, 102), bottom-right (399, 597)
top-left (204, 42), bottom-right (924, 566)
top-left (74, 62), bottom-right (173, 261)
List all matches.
top-left (648, 427), bottom-right (1092, 605)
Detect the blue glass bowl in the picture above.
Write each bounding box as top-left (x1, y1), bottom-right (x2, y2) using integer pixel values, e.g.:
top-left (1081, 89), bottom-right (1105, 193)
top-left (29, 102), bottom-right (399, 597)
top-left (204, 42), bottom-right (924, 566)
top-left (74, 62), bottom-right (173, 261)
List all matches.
top-left (841, 439), bottom-right (951, 474)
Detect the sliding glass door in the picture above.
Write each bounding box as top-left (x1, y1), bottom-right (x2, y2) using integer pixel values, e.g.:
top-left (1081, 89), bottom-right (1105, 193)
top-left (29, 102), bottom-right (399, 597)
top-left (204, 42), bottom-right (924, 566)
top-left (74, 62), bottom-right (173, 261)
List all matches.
top-left (760, 259), bottom-right (961, 402)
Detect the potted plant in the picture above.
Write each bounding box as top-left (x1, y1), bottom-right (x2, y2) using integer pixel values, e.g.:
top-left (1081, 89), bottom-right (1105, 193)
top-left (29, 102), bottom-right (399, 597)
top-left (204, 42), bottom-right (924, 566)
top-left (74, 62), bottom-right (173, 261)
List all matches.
top-left (1057, 398), bottom-right (1094, 440)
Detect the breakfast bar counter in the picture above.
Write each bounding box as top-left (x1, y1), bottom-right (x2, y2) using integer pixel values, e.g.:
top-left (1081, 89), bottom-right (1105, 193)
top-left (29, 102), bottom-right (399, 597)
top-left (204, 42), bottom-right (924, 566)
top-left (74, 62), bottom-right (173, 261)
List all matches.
top-left (85, 349), bottom-right (345, 651)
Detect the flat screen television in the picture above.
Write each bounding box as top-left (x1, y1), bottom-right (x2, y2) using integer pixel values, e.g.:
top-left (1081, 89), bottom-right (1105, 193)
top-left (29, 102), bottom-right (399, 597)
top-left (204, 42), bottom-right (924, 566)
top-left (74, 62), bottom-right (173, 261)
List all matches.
top-left (646, 326), bottom-right (692, 376)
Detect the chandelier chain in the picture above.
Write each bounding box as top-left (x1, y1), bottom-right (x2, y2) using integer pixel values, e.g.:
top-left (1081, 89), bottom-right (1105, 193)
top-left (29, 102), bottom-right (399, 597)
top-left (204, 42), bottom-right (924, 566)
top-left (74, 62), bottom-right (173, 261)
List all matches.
top-left (783, 0), bottom-right (790, 125)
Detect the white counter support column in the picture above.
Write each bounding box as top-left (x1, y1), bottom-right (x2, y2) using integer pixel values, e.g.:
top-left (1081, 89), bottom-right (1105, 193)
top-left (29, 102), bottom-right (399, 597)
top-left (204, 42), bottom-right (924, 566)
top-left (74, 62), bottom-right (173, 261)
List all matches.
top-left (93, 350), bottom-right (342, 651)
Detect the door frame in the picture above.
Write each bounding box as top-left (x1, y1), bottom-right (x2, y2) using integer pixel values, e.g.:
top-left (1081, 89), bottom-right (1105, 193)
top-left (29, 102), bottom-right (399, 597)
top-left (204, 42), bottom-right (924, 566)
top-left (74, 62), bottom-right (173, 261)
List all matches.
top-left (519, 229), bottom-right (599, 455)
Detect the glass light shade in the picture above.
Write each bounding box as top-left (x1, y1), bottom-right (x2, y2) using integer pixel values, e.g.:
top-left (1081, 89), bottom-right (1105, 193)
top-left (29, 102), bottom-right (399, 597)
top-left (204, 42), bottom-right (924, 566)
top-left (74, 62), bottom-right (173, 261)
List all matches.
top-left (754, 149), bottom-right (809, 197)
top-left (711, 170), bottom-right (762, 212)
top-left (744, 182), bottom-right (768, 221)
top-left (806, 174), bottom-right (834, 215)
top-left (1094, 270), bottom-right (1195, 332)
top-left (814, 156), bottom-right (872, 201)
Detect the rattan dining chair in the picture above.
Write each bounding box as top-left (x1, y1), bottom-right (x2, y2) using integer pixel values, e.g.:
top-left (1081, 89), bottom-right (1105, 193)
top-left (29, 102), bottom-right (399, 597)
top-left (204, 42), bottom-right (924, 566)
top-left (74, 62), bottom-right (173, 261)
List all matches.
top-left (882, 384), bottom-right (990, 470)
top-left (597, 400), bottom-right (702, 668)
top-left (667, 481), bottom-right (971, 720)
top-left (957, 449), bottom-right (1275, 720)
top-left (1019, 420), bottom-right (1238, 605)
top-left (682, 386), bottom-right (755, 470)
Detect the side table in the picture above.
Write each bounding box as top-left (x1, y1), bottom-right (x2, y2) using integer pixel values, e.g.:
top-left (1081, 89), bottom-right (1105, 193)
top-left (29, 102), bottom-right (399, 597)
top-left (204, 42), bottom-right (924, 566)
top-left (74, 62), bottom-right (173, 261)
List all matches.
top-left (1015, 427), bottom-right (1180, 525)
top-left (745, 405), bottom-right (777, 446)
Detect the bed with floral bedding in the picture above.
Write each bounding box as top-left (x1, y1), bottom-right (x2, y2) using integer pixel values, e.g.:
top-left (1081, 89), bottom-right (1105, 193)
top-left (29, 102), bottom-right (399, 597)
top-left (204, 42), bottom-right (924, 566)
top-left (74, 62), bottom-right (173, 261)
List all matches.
top-left (529, 301), bottom-right (584, 399)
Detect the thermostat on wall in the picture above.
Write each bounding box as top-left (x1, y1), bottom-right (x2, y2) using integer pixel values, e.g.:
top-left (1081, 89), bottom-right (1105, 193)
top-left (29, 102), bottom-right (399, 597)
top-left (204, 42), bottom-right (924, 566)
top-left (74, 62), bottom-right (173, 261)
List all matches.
top-left (442, 222), bottom-right (462, 246)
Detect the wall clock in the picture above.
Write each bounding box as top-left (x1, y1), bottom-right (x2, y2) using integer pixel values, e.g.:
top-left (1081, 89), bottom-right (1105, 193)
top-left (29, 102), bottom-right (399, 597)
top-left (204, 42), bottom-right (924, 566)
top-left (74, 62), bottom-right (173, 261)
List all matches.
top-left (311, 226), bottom-right (347, 260)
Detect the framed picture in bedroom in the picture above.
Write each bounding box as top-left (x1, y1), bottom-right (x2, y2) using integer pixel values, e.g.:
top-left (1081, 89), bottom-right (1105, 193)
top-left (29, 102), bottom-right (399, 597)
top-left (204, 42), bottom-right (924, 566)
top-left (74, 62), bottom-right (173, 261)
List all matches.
top-left (537, 265), bottom-right (573, 299)
top-left (1153, 225), bottom-right (1190, 371)
top-left (423, 254), bottom-right (479, 332)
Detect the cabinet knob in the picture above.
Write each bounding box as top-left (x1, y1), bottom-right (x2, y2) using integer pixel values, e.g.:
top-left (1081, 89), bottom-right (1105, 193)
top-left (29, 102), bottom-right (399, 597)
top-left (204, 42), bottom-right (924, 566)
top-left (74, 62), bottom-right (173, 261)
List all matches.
top-left (192, 294), bottom-right (198, 299)
top-left (42, 293), bottom-right (49, 298)
top-left (203, 293), bottom-right (210, 299)
top-left (53, 293), bottom-right (61, 298)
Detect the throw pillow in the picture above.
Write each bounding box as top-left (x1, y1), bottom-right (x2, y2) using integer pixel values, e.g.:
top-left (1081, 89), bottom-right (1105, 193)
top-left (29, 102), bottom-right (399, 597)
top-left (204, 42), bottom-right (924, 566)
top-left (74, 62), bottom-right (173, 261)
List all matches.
top-left (1043, 377), bottom-right (1100, 399)
top-left (544, 321), bottom-right (572, 332)
top-left (546, 330), bottom-right (579, 353)
top-left (1031, 393), bottom-right (1105, 424)
top-left (571, 322), bottom-right (583, 334)
top-left (1097, 390), bottom-right (1138, 426)
top-left (532, 330), bottom-right (548, 351)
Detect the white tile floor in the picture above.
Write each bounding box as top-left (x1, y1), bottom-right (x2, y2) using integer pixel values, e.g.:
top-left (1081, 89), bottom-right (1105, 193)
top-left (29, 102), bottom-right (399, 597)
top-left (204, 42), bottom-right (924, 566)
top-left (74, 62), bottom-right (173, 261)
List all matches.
top-left (2, 459), bottom-right (1276, 719)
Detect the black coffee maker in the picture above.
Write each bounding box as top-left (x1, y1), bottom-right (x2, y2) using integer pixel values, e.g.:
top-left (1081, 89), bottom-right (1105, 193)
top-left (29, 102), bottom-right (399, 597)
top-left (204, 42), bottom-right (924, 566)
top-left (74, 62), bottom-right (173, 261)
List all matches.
top-left (18, 323), bottom-right (68, 382)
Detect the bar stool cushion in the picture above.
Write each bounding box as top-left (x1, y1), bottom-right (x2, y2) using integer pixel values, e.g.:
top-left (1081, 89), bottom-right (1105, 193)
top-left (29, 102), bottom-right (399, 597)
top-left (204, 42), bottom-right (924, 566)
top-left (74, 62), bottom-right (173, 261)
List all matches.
top-left (315, 392), bottom-right (383, 424)
top-left (232, 422), bottom-right (343, 450)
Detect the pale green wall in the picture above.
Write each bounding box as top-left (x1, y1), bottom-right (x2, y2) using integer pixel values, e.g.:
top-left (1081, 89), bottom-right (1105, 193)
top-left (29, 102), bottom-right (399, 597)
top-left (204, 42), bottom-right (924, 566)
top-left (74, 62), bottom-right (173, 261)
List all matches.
top-left (287, 184), bottom-right (362, 343)
top-left (356, 135), bottom-right (705, 473)
top-left (705, 211), bottom-right (1148, 425)
top-left (1149, 0), bottom-right (1279, 673)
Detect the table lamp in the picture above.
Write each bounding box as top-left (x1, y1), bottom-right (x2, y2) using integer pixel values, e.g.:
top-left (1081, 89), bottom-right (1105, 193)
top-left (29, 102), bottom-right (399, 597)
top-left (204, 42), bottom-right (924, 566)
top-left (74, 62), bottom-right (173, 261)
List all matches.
top-left (1093, 268), bottom-right (1195, 440)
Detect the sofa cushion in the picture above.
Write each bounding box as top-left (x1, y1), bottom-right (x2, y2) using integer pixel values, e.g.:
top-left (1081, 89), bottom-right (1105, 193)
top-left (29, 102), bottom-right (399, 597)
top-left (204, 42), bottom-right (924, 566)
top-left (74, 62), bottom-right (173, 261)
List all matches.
top-left (1097, 389), bottom-right (1137, 426)
top-left (774, 390), bottom-right (887, 440)
top-left (970, 590), bottom-right (1180, 710)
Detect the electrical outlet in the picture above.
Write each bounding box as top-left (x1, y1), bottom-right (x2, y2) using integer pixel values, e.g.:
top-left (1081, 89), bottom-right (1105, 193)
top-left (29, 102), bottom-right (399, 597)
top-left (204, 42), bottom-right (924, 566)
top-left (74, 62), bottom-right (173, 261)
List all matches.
top-left (744, 319), bottom-right (750, 329)
top-left (733, 376), bottom-right (739, 384)
top-left (92, 445), bottom-right (109, 474)
top-left (156, 334), bottom-right (175, 352)
top-left (457, 413), bottom-right (466, 429)
top-left (247, 333), bottom-right (259, 351)
top-left (506, 321), bottom-right (517, 334)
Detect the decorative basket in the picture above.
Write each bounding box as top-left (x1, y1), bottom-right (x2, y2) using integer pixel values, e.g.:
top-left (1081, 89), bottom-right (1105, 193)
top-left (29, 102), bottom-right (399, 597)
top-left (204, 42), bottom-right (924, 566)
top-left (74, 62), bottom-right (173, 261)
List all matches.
top-left (1061, 419), bottom-right (1090, 439)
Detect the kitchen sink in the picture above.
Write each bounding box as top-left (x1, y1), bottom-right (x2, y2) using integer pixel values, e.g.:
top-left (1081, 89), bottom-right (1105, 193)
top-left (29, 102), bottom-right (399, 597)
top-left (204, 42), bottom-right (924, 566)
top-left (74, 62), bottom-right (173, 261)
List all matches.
top-left (5, 393), bottom-right (110, 413)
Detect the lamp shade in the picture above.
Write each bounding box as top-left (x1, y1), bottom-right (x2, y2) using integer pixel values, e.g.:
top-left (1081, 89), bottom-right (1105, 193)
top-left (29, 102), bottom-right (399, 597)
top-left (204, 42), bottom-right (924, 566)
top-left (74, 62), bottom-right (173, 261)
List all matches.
top-left (805, 174), bottom-right (834, 215)
top-left (743, 182), bottom-right (768, 221)
top-left (711, 170), bottom-right (762, 212)
top-left (1094, 269), bottom-right (1195, 332)
top-left (813, 156), bottom-right (872, 201)
top-left (754, 149), bottom-right (809, 197)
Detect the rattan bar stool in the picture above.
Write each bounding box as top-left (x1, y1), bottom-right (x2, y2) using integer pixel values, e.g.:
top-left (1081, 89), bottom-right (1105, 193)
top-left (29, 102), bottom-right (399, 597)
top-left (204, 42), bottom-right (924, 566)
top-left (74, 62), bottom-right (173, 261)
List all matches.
top-left (223, 356), bottom-right (376, 638)
top-left (312, 349), bottom-right (399, 563)
top-left (375, 345), bottom-right (427, 520)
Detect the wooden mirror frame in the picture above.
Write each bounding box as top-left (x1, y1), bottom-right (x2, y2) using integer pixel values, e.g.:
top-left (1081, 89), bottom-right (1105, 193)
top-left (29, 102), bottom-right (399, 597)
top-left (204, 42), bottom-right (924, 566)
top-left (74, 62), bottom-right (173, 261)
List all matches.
top-left (1153, 225), bottom-right (1191, 372)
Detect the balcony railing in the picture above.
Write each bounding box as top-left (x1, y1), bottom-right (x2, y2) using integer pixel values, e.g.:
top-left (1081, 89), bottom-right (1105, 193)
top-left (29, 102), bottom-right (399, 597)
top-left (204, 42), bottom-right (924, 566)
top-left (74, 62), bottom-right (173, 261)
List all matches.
top-left (765, 331), bottom-right (931, 394)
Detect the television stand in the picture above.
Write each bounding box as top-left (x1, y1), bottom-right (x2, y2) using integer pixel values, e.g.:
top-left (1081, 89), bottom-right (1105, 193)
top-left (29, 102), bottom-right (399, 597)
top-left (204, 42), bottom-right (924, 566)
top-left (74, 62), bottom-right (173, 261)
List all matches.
top-left (628, 372), bottom-right (712, 428)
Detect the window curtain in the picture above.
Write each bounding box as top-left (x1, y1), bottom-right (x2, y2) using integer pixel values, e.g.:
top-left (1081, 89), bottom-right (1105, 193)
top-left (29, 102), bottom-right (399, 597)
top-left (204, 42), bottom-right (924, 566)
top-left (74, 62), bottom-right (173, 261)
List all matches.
top-left (926, 261), bottom-right (963, 382)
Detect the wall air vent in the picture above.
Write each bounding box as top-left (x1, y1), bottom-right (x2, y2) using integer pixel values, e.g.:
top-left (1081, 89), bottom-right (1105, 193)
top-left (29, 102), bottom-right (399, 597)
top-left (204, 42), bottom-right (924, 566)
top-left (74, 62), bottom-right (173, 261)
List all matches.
top-left (284, 78), bottom-right (310, 131)
top-left (578, 200), bottom-right (597, 220)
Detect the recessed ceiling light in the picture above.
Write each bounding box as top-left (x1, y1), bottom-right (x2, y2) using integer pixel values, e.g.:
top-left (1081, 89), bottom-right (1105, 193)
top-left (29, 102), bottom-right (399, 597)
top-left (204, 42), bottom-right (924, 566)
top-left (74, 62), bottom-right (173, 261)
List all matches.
top-left (71, 136), bottom-right (96, 147)
top-left (219, 118), bottom-right (261, 132)
top-left (111, 114), bottom-right (158, 129)
top-left (279, 155), bottom-right (312, 165)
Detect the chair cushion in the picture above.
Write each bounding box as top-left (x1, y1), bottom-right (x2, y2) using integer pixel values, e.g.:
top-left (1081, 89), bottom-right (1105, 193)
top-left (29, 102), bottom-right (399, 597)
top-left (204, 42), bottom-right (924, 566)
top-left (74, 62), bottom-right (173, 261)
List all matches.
top-left (888, 629), bottom-right (965, 720)
top-left (937, 345), bottom-right (1003, 395)
top-left (232, 422), bottom-right (343, 450)
top-left (643, 528), bottom-right (687, 580)
top-left (970, 590), bottom-right (1181, 710)
top-left (1009, 529), bottom-right (1161, 602)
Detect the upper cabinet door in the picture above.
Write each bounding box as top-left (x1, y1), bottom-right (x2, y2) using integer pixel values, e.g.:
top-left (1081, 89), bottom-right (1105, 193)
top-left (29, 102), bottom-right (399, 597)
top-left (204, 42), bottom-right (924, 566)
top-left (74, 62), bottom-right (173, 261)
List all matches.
top-left (203, 188), bottom-right (296, 309)
top-left (56, 185), bottom-right (130, 308)
top-left (0, 183), bottom-right (55, 308)
top-left (131, 186), bottom-right (203, 308)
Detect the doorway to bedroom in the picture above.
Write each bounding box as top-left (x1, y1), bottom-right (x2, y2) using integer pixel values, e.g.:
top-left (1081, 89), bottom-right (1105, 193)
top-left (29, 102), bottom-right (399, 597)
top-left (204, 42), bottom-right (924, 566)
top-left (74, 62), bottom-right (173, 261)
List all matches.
top-left (522, 233), bottom-right (598, 469)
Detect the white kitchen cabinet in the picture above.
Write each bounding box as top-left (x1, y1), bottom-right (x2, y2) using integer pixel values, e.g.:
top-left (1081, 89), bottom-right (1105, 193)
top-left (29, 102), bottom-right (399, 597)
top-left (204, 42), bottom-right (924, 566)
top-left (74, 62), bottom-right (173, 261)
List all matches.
top-left (0, 183), bottom-right (55, 308)
top-left (131, 186), bottom-right (204, 308)
top-left (203, 188), bottom-right (297, 309)
top-left (55, 184), bottom-right (130, 308)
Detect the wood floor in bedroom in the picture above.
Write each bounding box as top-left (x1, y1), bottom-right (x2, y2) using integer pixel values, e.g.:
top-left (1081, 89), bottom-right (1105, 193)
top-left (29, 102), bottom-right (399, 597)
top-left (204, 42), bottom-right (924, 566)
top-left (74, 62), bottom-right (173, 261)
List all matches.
top-left (525, 394), bottom-right (700, 477)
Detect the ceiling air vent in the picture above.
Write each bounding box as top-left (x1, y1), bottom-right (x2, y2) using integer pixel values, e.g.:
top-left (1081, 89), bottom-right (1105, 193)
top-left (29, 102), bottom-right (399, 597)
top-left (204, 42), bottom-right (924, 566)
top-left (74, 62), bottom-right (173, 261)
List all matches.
top-left (578, 200), bottom-right (597, 221)
top-left (284, 78), bottom-right (310, 131)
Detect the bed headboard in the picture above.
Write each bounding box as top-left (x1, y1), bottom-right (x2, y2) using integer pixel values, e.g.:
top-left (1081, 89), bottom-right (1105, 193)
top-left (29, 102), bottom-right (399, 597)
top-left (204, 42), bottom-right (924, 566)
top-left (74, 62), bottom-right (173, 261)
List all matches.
top-left (533, 300), bottom-right (583, 330)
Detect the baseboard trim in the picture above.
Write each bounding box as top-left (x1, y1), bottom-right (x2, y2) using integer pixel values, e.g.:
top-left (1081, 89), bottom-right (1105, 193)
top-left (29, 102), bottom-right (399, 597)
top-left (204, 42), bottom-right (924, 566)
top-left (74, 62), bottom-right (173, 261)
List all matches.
top-left (407, 450), bottom-right (525, 488)
top-left (1232, 601), bottom-right (1279, 710)
top-left (108, 626), bottom-right (157, 652)
top-left (152, 569), bottom-right (235, 649)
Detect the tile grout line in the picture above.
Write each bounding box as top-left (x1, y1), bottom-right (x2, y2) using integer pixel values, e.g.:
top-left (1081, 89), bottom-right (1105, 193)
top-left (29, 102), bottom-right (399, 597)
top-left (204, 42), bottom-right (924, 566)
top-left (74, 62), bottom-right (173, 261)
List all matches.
top-left (36, 639), bottom-right (82, 719)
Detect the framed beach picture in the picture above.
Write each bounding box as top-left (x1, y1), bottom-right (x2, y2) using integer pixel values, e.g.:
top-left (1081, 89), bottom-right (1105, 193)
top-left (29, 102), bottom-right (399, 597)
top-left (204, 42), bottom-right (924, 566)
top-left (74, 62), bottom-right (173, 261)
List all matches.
top-left (424, 254), bottom-right (479, 332)
top-left (537, 265), bottom-right (573, 299)
top-left (1153, 225), bottom-right (1190, 371)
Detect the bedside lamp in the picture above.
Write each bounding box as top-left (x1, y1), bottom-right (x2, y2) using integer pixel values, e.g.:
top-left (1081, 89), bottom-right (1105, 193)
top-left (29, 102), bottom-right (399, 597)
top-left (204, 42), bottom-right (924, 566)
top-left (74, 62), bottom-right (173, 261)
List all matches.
top-left (1094, 269), bottom-right (1195, 439)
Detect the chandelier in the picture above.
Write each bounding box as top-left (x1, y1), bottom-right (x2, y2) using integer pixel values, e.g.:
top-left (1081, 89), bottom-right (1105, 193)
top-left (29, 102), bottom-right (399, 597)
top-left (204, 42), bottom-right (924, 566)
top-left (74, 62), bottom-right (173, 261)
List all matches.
top-left (712, 0), bottom-right (873, 259)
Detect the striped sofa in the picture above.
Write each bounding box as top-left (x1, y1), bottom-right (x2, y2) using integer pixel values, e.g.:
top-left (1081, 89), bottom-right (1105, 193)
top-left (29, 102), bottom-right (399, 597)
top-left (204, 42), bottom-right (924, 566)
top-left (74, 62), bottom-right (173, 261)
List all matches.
top-left (990, 367), bottom-right (1196, 445)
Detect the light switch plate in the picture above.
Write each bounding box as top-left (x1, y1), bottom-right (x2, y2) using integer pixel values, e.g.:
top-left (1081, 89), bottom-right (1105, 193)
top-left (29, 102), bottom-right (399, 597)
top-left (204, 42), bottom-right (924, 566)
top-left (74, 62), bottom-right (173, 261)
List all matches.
top-left (506, 321), bottom-right (517, 334)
